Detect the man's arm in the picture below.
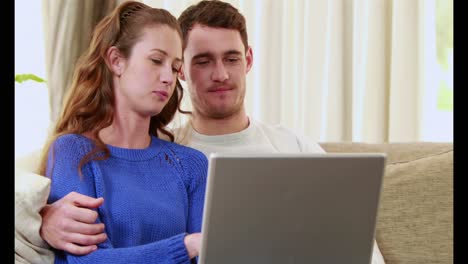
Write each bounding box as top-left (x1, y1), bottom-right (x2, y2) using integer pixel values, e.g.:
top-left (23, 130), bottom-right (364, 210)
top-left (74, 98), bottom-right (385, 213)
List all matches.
top-left (40, 192), bottom-right (108, 255)
top-left (16, 150), bottom-right (108, 256)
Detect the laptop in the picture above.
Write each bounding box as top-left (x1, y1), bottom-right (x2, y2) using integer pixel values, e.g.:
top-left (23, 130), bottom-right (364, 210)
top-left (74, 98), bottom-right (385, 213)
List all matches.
top-left (198, 153), bottom-right (386, 264)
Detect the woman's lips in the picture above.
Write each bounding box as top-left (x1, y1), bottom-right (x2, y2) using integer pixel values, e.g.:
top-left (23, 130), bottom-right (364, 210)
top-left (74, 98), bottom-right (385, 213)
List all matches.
top-left (153, 90), bottom-right (169, 99)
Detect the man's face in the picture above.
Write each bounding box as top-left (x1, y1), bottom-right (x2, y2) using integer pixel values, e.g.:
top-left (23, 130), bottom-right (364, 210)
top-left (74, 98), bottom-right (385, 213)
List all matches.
top-left (180, 24), bottom-right (253, 119)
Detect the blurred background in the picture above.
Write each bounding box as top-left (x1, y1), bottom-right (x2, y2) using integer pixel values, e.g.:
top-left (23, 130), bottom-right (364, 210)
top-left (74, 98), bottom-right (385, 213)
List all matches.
top-left (15, 0), bottom-right (453, 159)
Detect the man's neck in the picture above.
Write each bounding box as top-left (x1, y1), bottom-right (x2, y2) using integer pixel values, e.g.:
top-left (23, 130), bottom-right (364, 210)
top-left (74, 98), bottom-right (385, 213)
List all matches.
top-left (191, 109), bottom-right (249, 136)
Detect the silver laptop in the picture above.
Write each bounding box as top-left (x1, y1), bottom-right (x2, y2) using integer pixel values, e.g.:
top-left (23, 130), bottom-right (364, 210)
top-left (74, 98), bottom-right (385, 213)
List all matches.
top-left (199, 153), bottom-right (386, 264)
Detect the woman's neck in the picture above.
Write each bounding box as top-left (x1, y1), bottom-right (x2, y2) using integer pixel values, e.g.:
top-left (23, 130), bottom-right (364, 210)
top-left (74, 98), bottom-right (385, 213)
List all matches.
top-left (99, 115), bottom-right (151, 149)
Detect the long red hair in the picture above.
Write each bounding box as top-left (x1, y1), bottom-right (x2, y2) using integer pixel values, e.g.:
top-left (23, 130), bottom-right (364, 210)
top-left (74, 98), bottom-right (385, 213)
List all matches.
top-left (39, 1), bottom-right (186, 176)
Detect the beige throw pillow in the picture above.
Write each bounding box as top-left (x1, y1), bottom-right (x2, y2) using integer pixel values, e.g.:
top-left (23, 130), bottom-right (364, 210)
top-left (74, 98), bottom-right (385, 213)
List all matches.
top-left (15, 166), bottom-right (54, 264)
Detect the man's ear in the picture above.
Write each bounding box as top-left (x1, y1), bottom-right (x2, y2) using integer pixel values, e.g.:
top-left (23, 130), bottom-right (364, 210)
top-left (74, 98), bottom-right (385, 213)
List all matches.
top-left (179, 63), bottom-right (186, 81)
top-left (106, 46), bottom-right (125, 76)
top-left (245, 46), bottom-right (253, 74)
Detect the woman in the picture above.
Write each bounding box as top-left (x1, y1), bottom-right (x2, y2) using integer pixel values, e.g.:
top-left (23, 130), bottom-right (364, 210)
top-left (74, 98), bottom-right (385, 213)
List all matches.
top-left (38, 1), bottom-right (206, 263)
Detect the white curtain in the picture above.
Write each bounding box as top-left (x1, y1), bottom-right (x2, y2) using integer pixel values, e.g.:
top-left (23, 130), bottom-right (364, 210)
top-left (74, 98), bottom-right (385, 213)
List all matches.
top-left (43, 0), bottom-right (116, 123)
top-left (142, 0), bottom-right (425, 143)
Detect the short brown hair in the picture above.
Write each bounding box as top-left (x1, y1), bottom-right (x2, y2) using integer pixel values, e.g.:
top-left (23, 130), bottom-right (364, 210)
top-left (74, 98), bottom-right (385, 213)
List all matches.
top-left (178, 0), bottom-right (248, 51)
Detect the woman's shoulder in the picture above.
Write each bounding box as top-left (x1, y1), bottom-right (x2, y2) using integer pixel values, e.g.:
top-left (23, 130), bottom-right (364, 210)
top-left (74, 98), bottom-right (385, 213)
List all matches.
top-left (159, 140), bottom-right (208, 185)
top-left (159, 139), bottom-right (207, 162)
top-left (54, 133), bottom-right (87, 140)
top-left (53, 133), bottom-right (91, 144)
top-left (52, 133), bottom-right (94, 153)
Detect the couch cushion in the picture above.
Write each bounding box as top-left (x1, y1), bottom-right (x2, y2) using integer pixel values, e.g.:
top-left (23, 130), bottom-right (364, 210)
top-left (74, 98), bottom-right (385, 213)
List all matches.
top-left (15, 168), bottom-right (54, 264)
top-left (320, 142), bottom-right (453, 264)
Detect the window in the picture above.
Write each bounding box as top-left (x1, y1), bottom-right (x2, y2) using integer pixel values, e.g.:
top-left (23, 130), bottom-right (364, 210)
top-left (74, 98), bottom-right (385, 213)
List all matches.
top-left (420, 0), bottom-right (453, 142)
top-left (15, 0), bottom-right (49, 158)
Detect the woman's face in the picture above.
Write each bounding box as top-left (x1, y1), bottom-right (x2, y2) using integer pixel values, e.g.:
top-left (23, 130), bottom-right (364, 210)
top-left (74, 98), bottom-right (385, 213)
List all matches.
top-left (115, 25), bottom-right (182, 117)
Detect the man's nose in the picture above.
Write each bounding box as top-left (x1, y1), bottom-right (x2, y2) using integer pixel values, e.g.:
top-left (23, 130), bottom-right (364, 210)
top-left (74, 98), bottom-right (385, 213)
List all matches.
top-left (211, 61), bottom-right (229, 82)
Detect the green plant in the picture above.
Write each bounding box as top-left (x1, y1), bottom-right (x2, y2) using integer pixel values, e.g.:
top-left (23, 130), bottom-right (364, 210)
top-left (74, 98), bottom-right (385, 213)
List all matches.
top-left (15, 74), bottom-right (46, 84)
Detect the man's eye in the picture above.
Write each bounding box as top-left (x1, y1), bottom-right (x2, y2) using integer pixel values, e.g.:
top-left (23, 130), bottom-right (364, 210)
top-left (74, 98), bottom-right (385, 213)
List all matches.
top-left (151, 59), bottom-right (162, 64)
top-left (172, 67), bottom-right (180, 73)
top-left (195, 61), bottom-right (209, 65)
top-left (226, 58), bottom-right (240, 63)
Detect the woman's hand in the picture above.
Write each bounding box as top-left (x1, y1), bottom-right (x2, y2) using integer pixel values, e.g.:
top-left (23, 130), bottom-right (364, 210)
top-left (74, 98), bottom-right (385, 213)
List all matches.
top-left (184, 233), bottom-right (202, 259)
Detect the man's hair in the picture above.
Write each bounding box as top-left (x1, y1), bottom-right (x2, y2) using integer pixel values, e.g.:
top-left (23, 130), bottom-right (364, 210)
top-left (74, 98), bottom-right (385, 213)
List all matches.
top-left (178, 0), bottom-right (248, 51)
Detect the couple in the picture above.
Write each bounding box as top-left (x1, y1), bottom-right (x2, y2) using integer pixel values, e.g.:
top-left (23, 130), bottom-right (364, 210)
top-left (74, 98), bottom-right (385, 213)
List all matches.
top-left (18, 0), bottom-right (385, 263)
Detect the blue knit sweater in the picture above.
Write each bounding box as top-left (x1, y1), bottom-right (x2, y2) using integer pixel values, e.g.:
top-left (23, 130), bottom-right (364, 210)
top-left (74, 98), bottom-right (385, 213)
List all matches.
top-left (46, 134), bottom-right (208, 264)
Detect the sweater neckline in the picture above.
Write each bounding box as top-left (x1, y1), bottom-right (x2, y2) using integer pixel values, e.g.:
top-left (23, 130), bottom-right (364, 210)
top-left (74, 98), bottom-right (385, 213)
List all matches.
top-left (106, 135), bottom-right (163, 161)
top-left (190, 119), bottom-right (256, 144)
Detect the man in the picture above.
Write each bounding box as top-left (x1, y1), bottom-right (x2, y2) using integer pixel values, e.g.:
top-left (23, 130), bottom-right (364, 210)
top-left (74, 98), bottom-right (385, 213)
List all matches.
top-left (25, 0), bottom-right (385, 262)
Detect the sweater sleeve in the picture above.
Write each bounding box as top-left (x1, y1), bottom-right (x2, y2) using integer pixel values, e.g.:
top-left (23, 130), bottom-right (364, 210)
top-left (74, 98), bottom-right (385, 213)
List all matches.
top-left (46, 135), bottom-right (192, 264)
top-left (54, 234), bottom-right (190, 264)
top-left (295, 133), bottom-right (326, 153)
top-left (183, 149), bottom-right (209, 234)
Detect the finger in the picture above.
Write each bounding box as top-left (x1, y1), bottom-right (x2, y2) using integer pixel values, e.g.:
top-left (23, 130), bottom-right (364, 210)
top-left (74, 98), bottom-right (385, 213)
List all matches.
top-left (63, 205), bottom-right (99, 224)
top-left (66, 221), bottom-right (105, 235)
top-left (67, 192), bottom-right (104, 209)
top-left (63, 243), bottom-right (98, 256)
top-left (64, 232), bottom-right (108, 247)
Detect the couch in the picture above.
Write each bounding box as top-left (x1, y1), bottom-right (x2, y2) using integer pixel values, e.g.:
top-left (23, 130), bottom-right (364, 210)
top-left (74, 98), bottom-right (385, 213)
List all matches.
top-left (320, 142), bottom-right (453, 264)
top-left (15, 142), bottom-right (453, 263)
top-left (15, 150), bottom-right (54, 264)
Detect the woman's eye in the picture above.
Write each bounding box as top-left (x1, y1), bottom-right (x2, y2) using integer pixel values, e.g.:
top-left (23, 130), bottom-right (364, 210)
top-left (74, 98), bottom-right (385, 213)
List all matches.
top-left (151, 59), bottom-right (162, 65)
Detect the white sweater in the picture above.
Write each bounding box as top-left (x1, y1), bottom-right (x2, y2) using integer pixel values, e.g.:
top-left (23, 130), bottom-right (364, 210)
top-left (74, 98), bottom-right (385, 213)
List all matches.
top-left (174, 119), bottom-right (325, 157)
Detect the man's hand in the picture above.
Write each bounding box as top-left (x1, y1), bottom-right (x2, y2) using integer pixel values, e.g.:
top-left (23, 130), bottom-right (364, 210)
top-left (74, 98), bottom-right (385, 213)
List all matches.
top-left (40, 192), bottom-right (107, 255)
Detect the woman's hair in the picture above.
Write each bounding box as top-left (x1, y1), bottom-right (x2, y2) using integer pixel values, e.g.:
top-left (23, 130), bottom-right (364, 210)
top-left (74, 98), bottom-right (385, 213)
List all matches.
top-left (39, 1), bottom-right (185, 176)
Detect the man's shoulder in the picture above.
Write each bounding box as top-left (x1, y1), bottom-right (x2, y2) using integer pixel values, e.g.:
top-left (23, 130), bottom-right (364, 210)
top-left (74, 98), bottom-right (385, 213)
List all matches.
top-left (252, 119), bottom-right (301, 140)
top-left (157, 123), bottom-right (191, 146)
top-left (252, 119), bottom-right (325, 153)
top-left (254, 120), bottom-right (295, 133)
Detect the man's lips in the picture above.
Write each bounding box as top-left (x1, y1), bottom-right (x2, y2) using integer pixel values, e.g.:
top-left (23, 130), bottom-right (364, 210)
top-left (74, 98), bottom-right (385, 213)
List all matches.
top-left (208, 87), bottom-right (233, 93)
